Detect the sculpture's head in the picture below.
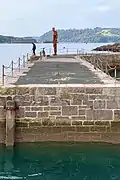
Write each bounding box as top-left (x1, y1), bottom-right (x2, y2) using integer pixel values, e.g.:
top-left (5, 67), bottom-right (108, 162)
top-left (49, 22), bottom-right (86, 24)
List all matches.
top-left (52, 27), bottom-right (55, 32)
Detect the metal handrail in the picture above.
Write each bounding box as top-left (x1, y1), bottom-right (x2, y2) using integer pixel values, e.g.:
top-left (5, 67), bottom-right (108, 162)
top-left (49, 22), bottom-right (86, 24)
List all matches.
top-left (79, 52), bottom-right (118, 79)
top-left (2, 47), bottom-right (119, 86)
top-left (2, 53), bottom-right (30, 86)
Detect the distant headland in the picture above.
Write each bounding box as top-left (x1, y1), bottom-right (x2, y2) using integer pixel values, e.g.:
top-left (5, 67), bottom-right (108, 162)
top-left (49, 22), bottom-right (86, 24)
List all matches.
top-left (0, 35), bottom-right (37, 44)
top-left (1, 27), bottom-right (120, 43)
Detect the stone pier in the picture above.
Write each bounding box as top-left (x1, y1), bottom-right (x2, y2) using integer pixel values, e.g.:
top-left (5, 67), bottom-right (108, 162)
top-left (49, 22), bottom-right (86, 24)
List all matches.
top-left (0, 55), bottom-right (120, 144)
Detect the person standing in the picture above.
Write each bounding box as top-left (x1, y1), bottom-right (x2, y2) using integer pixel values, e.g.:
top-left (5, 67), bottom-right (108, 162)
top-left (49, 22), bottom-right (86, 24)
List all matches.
top-left (32, 42), bottom-right (36, 56)
top-left (52, 27), bottom-right (58, 55)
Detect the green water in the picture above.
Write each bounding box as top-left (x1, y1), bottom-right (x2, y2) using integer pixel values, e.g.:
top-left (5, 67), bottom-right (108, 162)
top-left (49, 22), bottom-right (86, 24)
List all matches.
top-left (0, 142), bottom-right (120, 180)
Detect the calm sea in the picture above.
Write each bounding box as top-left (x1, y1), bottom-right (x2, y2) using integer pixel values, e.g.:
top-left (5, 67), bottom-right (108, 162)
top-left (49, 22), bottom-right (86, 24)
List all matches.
top-left (0, 142), bottom-right (120, 180)
top-left (0, 43), bottom-right (110, 73)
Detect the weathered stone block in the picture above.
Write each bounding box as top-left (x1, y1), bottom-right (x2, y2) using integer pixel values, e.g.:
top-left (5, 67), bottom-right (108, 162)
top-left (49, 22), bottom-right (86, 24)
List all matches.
top-left (111, 126), bottom-right (120, 132)
top-left (39, 87), bottom-right (56, 95)
top-left (114, 110), bottom-right (120, 120)
top-left (52, 127), bottom-right (61, 133)
top-left (107, 100), bottom-right (120, 109)
top-left (38, 112), bottom-right (48, 118)
top-left (86, 101), bottom-right (93, 109)
top-left (16, 107), bottom-right (25, 118)
top-left (16, 87), bottom-right (29, 95)
top-left (72, 121), bottom-right (82, 126)
top-left (71, 94), bottom-right (87, 105)
top-left (50, 111), bottom-right (61, 116)
top-left (32, 96), bottom-right (49, 106)
top-left (111, 121), bottom-right (120, 127)
top-left (16, 122), bottom-right (29, 128)
top-left (83, 121), bottom-right (94, 126)
top-left (31, 87), bottom-right (56, 96)
top-left (71, 116), bottom-right (86, 120)
top-left (56, 116), bottom-right (70, 121)
top-left (23, 95), bottom-right (31, 101)
top-left (25, 112), bottom-right (37, 118)
top-left (95, 121), bottom-right (110, 126)
top-left (90, 126), bottom-right (107, 132)
top-left (0, 97), bottom-right (6, 106)
top-left (0, 87), bottom-right (16, 95)
top-left (94, 100), bottom-right (106, 109)
top-left (29, 122), bottom-right (42, 127)
top-left (61, 126), bottom-right (76, 132)
top-left (76, 126), bottom-right (90, 132)
top-left (60, 93), bottom-right (72, 100)
top-left (42, 119), bottom-right (49, 126)
top-left (86, 110), bottom-right (113, 120)
top-left (89, 95), bottom-right (108, 100)
top-left (26, 127), bottom-right (53, 133)
top-left (50, 96), bottom-right (70, 106)
top-left (50, 97), bottom-right (59, 106)
top-left (23, 102), bottom-right (32, 106)
top-left (65, 87), bottom-right (85, 94)
top-left (25, 107), bottom-right (30, 111)
top-left (49, 116), bottom-right (56, 120)
top-left (62, 106), bottom-right (78, 116)
top-left (103, 87), bottom-right (120, 96)
top-left (44, 106), bottom-right (59, 111)
top-left (29, 88), bottom-right (36, 95)
top-left (48, 120), bottom-right (56, 126)
top-left (111, 121), bottom-right (120, 132)
top-left (79, 110), bottom-right (85, 116)
top-left (43, 106), bottom-right (49, 111)
top-left (79, 105), bottom-right (87, 109)
top-left (6, 96), bottom-right (12, 100)
top-left (86, 88), bottom-right (103, 94)
top-left (107, 96), bottom-right (117, 101)
top-left (56, 120), bottom-right (71, 126)
top-left (31, 107), bottom-right (43, 111)
top-left (14, 96), bottom-right (31, 106)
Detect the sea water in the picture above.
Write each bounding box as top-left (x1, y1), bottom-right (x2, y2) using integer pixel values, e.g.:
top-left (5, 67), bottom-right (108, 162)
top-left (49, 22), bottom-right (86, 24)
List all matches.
top-left (0, 43), bottom-right (109, 71)
top-left (0, 142), bottom-right (120, 180)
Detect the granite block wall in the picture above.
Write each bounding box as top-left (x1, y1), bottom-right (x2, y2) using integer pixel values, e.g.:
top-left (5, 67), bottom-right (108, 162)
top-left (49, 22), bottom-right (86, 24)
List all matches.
top-left (0, 86), bottom-right (120, 144)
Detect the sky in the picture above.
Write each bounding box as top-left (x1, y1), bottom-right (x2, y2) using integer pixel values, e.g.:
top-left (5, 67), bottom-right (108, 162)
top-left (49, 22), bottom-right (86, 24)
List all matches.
top-left (0, 0), bottom-right (120, 37)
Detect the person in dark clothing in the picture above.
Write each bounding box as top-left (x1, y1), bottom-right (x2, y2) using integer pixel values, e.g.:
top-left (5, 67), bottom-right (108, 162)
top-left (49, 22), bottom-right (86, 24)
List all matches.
top-left (32, 43), bottom-right (36, 55)
top-left (42, 48), bottom-right (45, 57)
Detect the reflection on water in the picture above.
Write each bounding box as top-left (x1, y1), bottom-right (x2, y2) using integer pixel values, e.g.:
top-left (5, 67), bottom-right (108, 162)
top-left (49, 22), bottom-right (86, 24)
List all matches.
top-left (0, 142), bottom-right (120, 180)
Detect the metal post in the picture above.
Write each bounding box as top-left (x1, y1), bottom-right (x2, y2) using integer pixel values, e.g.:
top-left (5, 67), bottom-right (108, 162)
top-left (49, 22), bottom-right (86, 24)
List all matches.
top-left (66, 48), bottom-right (68, 54)
top-left (115, 66), bottom-right (117, 78)
top-left (49, 48), bottom-right (51, 55)
top-left (27, 53), bottom-right (29, 62)
top-left (94, 56), bottom-right (96, 70)
top-left (11, 61), bottom-right (13, 77)
top-left (40, 52), bottom-right (42, 60)
top-left (77, 49), bottom-right (78, 55)
top-left (2, 65), bottom-right (5, 86)
top-left (23, 55), bottom-right (25, 67)
top-left (105, 63), bottom-right (108, 74)
top-left (18, 58), bottom-right (20, 72)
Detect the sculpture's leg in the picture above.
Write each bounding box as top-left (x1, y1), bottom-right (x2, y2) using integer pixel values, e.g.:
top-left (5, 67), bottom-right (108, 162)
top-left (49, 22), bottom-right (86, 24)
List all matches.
top-left (54, 43), bottom-right (57, 55)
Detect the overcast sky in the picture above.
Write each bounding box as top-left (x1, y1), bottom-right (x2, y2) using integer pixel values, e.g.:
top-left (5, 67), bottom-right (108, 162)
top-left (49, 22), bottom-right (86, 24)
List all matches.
top-left (0, 0), bottom-right (120, 37)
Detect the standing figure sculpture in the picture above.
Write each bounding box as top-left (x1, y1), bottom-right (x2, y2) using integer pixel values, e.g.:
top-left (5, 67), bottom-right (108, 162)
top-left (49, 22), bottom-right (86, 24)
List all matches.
top-left (52, 27), bottom-right (58, 55)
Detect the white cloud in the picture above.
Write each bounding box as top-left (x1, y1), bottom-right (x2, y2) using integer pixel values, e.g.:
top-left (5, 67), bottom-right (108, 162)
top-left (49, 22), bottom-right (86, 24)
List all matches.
top-left (97, 5), bottom-right (111, 12)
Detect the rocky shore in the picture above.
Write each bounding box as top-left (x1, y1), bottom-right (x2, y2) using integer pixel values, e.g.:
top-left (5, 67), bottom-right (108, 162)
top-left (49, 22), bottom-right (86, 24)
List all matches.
top-left (93, 43), bottom-right (120, 52)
